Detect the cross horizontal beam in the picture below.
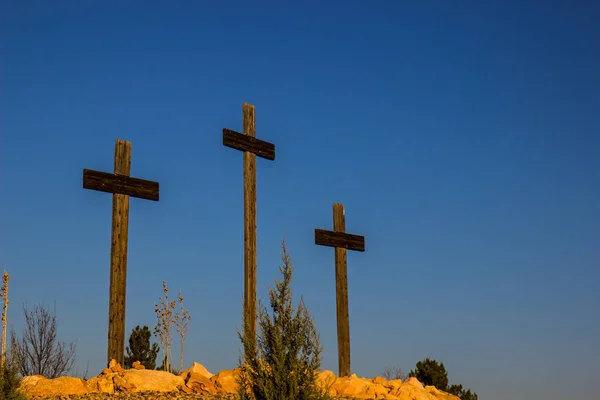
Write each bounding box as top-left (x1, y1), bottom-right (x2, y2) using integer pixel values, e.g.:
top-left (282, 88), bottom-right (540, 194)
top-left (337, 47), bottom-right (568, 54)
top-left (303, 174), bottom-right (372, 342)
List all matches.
top-left (222, 128), bottom-right (275, 160)
top-left (315, 229), bottom-right (365, 252)
top-left (83, 169), bottom-right (160, 201)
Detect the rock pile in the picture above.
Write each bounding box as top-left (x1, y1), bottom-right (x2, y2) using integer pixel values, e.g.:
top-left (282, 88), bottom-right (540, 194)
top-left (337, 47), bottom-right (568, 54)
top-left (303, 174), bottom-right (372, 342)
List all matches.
top-left (19, 360), bottom-right (460, 400)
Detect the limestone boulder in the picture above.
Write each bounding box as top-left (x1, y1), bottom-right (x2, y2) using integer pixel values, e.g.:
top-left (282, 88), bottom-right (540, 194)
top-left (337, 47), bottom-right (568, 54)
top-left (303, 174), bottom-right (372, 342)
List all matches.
top-left (179, 362), bottom-right (217, 394)
top-left (211, 368), bottom-right (240, 393)
top-left (384, 378), bottom-right (403, 392)
top-left (390, 377), bottom-right (427, 399)
top-left (85, 362), bottom-right (121, 393)
top-left (180, 361), bottom-right (214, 379)
top-left (113, 374), bottom-right (136, 392)
top-left (405, 377), bottom-right (423, 388)
top-left (108, 358), bottom-right (124, 373)
top-left (426, 385), bottom-right (463, 400)
top-left (117, 369), bottom-right (185, 392)
top-left (18, 360), bottom-right (462, 400)
top-left (18, 375), bottom-right (44, 390)
top-left (85, 372), bottom-right (116, 393)
top-left (184, 372), bottom-right (217, 394)
top-left (330, 374), bottom-right (390, 399)
top-left (373, 376), bottom-right (388, 385)
top-left (316, 369), bottom-right (337, 392)
top-left (132, 361), bottom-right (146, 370)
top-left (388, 377), bottom-right (462, 400)
top-left (19, 375), bottom-right (91, 396)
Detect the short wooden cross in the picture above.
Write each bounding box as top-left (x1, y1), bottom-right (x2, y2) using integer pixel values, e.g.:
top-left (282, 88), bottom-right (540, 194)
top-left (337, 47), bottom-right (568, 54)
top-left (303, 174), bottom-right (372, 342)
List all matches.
top-left (222, 102), bottom-right (276, 354)
top-left (315, 203), bottom-right (365, 377)
top-left (82, 139), bottom-right (159, 366)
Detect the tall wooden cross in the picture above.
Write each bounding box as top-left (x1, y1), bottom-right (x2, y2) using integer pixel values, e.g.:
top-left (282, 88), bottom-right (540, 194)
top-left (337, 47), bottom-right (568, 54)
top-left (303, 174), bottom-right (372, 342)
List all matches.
top-left (315, 203), bottom-right (365, 377)
top-left (82, 139), bottom-right (160, 366)
top-left (222, 102), bottom-right (275, 353)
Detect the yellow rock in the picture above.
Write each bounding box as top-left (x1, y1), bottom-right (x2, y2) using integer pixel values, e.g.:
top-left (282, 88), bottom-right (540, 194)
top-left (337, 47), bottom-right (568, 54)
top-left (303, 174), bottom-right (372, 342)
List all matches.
top-left (108, 359), bottom-right (124, 373)
top-left (211, 368), bottom-right (239, 393)
top-left (118, 369), bottom-right (185, 392)
top-left (373, 376), bottom-right (388, 385)
top-left (180, 361), bottom-right (214, 379)
top-left (132, 361), bottom-right (146, 370)
top-left (19, 375), bottom-right (90, 396)
top-left (18, 361), bottom-right (461, 400)
top-left (185, 372), bottom-right (216, 394)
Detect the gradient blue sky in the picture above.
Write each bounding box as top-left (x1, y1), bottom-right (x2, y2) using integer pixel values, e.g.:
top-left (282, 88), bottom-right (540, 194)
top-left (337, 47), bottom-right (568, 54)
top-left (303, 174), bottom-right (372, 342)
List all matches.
top-left (1, 1), bottom-right (599, 399)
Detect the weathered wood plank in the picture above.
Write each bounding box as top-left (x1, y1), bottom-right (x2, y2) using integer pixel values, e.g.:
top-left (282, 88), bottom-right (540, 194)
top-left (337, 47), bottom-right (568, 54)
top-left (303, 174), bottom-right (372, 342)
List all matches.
top-left (108, 139), bottom-right (131, 367)
top-left (333, 203), bottom-right (351, 378)
top-left (314, 229), bottom-right (365, 252)
top-left (83, 138), bottom-right (161, 366)
top-left (223, 102), bottom-right (276, 358)
top-left (243, 102), bottom-right (258, 355)
top-left (314, 203), bottom-right (366, 377)
top-left (83, 169), bottom-right (159, 201)
top-left (223, 128), bottom-right (276, 160)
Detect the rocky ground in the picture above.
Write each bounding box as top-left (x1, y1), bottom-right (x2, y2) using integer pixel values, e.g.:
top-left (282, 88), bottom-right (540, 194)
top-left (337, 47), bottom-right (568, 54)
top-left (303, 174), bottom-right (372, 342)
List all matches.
top-left (19, 359), bottom-right (460, 400)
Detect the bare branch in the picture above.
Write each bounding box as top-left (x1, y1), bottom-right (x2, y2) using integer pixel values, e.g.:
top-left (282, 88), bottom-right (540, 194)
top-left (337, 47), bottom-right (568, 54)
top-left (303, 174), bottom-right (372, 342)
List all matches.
top-left (11, 303), bottom-right (76, 378)
top-left (382, 366), bottom-right (407, 381)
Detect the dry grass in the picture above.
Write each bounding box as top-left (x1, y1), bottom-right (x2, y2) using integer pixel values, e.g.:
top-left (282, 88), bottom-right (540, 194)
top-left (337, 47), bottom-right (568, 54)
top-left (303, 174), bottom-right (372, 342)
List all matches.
top-left (154, 282), bottom-right (192, 373)
top-left (154, 281), bottom-right (176, 373)
top-left (174, 290), bottom-right (191, 373)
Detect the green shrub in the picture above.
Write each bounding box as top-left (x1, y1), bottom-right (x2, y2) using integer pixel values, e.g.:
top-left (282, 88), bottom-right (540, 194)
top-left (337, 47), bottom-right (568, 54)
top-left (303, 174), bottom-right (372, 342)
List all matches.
top-left (0, 357), bottom-right (28, 400)
top-left (408, 358), bottom-right (449, 389)
top-left (408, 357), bottom-right (478, 400)
top-left (124, 325), bottom-right (159, 370)
top-left (448, 383), bottom-right (478, 400)
top-left (236, 241), bottom-right (331, 400)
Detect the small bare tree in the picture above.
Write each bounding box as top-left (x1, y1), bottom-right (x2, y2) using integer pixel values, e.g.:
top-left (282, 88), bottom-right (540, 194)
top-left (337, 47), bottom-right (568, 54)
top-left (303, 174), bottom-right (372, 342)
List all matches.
top-left (154, 281), bottom-right (175, 372)
top-left (174, 289), bottom-right (191, 372)
top-left (10, 303), bottom-right (77, 378)
top-left (382, 366), bottom-right (407, 381)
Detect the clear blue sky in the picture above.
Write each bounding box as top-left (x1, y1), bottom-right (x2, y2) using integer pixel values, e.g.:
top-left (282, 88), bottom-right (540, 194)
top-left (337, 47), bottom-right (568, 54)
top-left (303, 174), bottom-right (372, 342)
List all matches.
top-left (1, 1), bottom-right (598, 399)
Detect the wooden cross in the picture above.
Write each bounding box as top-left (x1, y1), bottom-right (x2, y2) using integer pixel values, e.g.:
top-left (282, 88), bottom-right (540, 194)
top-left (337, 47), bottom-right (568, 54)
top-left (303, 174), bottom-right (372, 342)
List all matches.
top-left (315, 203), bottom-right (365, 377)
top-left (222, 102), bottom-right (275, 353)
top-left (82, 139), bottom-right (160, 366)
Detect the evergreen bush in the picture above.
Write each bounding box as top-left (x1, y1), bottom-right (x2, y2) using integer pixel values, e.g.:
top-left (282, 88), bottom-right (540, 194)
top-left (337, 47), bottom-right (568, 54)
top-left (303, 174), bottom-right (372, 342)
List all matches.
top-left (124, 325), bottom-right (159, 370)
top-left (236, 241), bottom-right (331, 400)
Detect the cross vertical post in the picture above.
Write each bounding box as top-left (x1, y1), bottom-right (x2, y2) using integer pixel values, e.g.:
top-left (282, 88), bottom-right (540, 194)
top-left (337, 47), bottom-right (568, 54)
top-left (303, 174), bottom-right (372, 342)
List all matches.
top-left (109, 140), bottom-right (130, 368)
top-left (243, 104), bottom-right (257, 354)
top-left (315, 203), bottom-right (365, 377)
top-left (82, 139), bottom-right (160, 366)
top-left (223, 102), bottom-right (276, 354)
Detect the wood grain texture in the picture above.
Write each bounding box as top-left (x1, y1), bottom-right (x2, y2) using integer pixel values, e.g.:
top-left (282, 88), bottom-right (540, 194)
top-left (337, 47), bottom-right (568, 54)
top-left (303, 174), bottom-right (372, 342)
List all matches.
top-left (82, 138), bottom-right (160, 367)
top-left (223, 128), bottom-right (275, 160)
top-left (243, 102), bottom-right (257, 354)
top-left (83, 169), bottom-right (159, 201)
top-left (314, 203), bottom-right (366, 377)
top-left (108, 139), bottom-right (131, 367)
top-left (223, 102), bottom-right (276, 356)
top-left (333, 203), bottom-right (351, 378)
top-left (314, 229), bottom-right (365, 252)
